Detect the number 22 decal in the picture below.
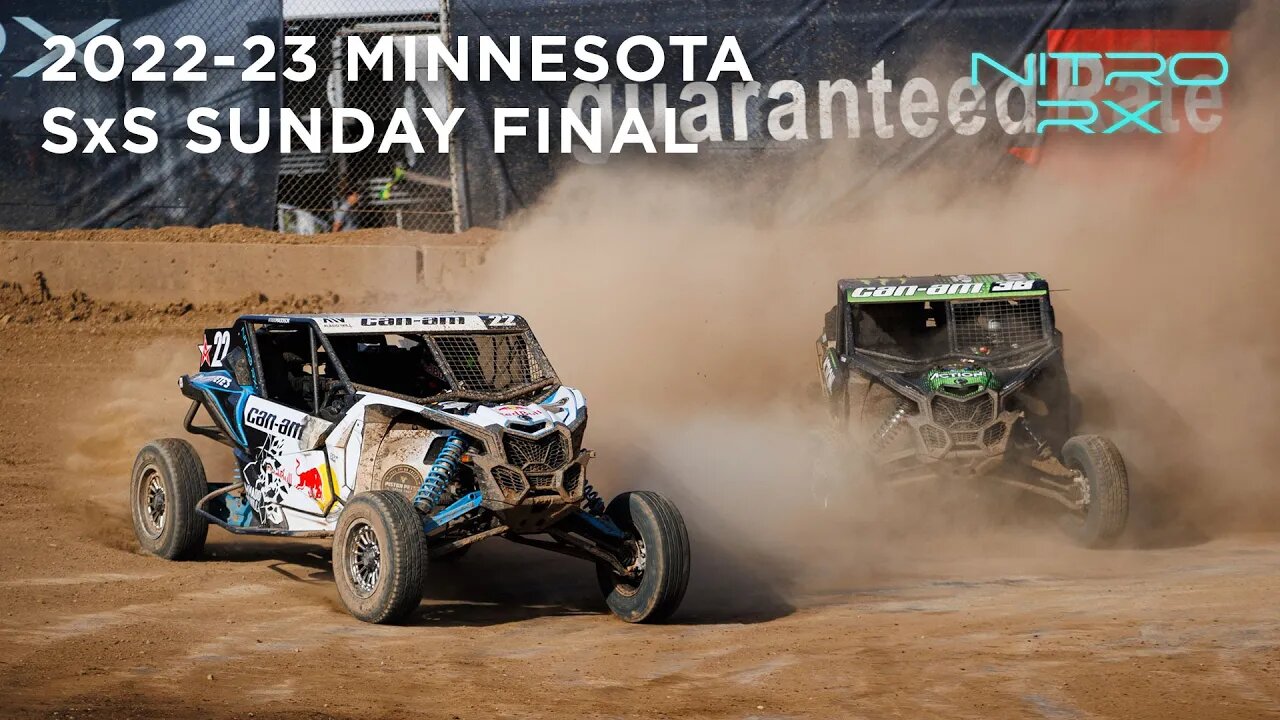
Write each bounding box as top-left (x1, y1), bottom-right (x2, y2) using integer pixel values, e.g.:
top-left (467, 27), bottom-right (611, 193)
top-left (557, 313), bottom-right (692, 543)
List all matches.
top-left (486, 314), bottom-right (516, 327)
top-left (209, 330), bottom-right (231, 367)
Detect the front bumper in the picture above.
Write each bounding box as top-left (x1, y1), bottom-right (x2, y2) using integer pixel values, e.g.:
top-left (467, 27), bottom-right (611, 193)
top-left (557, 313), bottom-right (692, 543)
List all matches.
top-left (903, 389), bottom-right (1020, 461)
top-left (472, 424), bottom-right (591, 508)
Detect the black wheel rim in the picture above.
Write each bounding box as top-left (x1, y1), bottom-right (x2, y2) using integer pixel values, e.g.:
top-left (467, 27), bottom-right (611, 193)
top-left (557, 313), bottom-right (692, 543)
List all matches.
top-left (609, 536), bottom-right (648, 597)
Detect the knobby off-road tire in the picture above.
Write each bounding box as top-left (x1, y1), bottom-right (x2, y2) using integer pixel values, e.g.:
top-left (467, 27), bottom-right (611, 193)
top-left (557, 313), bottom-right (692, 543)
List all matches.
top-left (333, 491), bottom-right (427, 624)
top-left (1061, 435), bottom-right (1129, 548)
top-left (131, 439), bottom-right (209, 560)
top-left (596, 491), bottom-right (691, 623)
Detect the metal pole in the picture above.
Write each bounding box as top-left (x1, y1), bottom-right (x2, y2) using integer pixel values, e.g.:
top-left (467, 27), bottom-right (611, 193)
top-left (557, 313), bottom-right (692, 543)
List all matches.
top-left (309, 325), bottom-right (321, 413)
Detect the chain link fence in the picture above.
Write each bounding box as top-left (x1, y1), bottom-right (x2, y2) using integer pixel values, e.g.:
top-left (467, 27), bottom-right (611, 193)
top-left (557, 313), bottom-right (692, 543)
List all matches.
top-left (278, 0), bottom-right (459, 235)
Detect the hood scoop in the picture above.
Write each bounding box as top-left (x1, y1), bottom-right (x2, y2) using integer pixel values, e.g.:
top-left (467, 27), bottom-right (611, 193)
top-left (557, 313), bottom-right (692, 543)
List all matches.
top-left (506, 419), bottom-right (549, 434)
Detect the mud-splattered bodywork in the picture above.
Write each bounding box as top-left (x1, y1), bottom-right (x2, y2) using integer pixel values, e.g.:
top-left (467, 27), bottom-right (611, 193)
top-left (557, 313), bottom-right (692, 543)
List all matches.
top-left (336, 385), bottom-right (591, 534)
top-left (817, 273), bottom-right (1073, 480)
top-left (180, 313), bottom-right (595, 539)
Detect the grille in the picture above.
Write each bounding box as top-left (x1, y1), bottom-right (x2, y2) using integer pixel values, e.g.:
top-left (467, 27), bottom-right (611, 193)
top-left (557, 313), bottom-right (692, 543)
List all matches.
top-left (432, 332), bottom-right (553, 394)
top-left (526, 473), bottom-right (557, 490)
top-left (951, 298), bottom-right (1047, 354)
top-left (503, 432), bottom-right (569, 473)
top-left (931, 394), bottom-right (996, 431)
top-left (920, 425), bottom-right (948, 450)
top-left (562, 464), bottom-right (582, 494)
top-left (983, 423), bottom-right (1007, 446)
top-left (491, 466), bottom-right (527, 498)
top-left (951, 430), bottom-right (980, 446)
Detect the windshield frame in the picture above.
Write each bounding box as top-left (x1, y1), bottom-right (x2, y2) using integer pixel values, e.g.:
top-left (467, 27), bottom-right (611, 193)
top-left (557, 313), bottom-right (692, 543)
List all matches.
top-left (846, 296), bottom-right (1053, 365)
top-left (326, 327), bottom-right (560, 404)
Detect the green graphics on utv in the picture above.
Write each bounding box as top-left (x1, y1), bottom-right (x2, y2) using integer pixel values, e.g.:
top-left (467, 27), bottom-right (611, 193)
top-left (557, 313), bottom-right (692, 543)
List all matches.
top-left (926, 366), bottom-right (998, 395)
top-left (816, 273), bottom-right (1129, 548)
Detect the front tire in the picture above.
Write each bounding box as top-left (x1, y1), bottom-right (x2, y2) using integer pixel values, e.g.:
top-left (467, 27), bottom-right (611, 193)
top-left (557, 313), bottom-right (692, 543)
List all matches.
top-left (333, 491), bottom-right (427, 624)
top-left (595, 491), bottom-right (691, 623)
top-left (131, 439), bottom-right (209, 560)
top-left (1061, 435), bottom-right (1129, 548)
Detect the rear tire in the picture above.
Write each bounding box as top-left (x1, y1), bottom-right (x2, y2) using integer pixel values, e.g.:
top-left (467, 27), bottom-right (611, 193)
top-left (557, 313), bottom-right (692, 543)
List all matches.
top-left (333, 491), bottom-right (427, 624)
top-left (130, 439), bottom-right (209, 560)
top-left (1061, 435), bottom-right (1129, 548)
top-left (595, 491), bottom-right (691, 623)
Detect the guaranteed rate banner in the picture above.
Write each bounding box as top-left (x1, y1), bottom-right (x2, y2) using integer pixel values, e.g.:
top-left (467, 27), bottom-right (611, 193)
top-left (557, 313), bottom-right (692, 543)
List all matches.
top-left (0, 0), bottom-right (1243, 231)
top-left (448, 0), bottom-right (1242, 228)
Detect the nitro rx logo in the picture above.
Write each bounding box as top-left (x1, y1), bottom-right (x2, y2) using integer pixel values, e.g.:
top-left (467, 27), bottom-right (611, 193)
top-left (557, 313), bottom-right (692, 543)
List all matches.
top-left (971, 51), bottom-right (1229, 134)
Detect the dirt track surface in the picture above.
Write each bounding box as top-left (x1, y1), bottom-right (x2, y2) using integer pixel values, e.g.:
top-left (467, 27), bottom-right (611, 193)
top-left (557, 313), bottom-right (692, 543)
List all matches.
top-left (1, 321), bottom-right (1278, 720)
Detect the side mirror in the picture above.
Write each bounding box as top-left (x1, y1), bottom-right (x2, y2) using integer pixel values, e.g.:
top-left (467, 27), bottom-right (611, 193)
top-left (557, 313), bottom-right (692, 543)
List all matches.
top-left (225, 347), bottom-right (254, 387)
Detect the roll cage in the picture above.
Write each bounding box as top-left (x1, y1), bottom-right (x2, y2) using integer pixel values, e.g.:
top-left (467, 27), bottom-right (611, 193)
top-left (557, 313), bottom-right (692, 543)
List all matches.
top-left (826, 284), bottom-right (1059, 368)
top-left (203, 315), bottom-right (561, 411)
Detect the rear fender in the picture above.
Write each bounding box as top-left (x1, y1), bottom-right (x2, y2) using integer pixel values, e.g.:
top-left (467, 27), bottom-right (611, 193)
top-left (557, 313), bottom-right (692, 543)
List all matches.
top-left (180, 372), bottom-right (254, 449)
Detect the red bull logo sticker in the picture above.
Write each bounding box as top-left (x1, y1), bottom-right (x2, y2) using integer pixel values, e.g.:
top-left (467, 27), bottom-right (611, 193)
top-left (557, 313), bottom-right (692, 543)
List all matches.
top-left (496, 404), bottom-right (544, 419)
top-left (294, 458), bottom-right (337, 513)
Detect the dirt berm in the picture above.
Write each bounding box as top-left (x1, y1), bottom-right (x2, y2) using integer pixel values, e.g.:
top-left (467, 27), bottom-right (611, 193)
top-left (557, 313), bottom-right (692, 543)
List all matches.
top-left (0, 226), bottom-right (491, 304)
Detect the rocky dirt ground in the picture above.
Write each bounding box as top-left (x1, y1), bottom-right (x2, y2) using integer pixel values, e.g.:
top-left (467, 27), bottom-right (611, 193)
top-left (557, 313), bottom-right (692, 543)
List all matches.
top-left (0, 302), bottom-right (1277, 720)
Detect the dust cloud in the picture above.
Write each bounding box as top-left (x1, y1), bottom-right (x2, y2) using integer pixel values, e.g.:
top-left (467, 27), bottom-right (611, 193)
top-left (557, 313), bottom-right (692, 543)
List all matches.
top-left (449, 2), bottom-right (1280, 606)
top-left (54, 4), bottom-right (1278, 614)
top-left (62, 339), bottom-right (236, 551)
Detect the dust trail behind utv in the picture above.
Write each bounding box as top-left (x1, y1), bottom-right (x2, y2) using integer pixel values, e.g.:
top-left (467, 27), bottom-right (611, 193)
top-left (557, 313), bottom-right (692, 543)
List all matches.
top-left (816, 273), bottom-right (1129, 547)
top-left (130, 313), bottom-right (691, 624)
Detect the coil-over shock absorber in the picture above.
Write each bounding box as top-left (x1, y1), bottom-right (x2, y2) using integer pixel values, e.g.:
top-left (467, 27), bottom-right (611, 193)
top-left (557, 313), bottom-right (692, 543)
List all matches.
top-left (414, 431), bottom-right (467, 513)
top-left (582, 481), bottom-right (606, 515)
top-left (871, 401), bottom-right (913, 450)
top-left (1019, 419), bottom-right (1052, 457)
